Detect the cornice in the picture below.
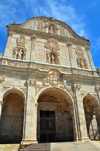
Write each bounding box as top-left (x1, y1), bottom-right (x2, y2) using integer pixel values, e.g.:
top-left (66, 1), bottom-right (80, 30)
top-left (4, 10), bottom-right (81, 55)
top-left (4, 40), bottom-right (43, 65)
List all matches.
top-left (0, 59), bottom-right (100, 84)
top-left (7, 25), bottom-right (90, 46)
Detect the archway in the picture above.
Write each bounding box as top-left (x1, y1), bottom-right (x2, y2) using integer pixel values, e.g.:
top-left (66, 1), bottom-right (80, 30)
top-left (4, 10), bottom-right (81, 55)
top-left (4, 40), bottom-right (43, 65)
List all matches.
top-left (83, 94), bottom-right (100, 140)
top-left (37, 88), bottom-right (75, 143)
top-left (0, 89), bottom-right (25, 144)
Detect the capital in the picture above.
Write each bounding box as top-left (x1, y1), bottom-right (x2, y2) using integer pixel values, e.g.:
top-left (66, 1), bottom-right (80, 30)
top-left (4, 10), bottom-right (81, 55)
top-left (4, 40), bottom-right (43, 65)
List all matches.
top-left (27, 79), bottom-right (36, 87)
top-left (67, 43), bottom-right (72, 48)
top-left (73, 84), bottom-right (81, 91)
top-left (30, 36), bottom-right (36, 40)
top-left (95, 86), bottom-right (100, 92)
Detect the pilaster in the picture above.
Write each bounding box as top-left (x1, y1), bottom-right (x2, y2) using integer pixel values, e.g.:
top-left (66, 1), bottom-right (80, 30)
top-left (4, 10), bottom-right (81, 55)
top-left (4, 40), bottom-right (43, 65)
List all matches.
top-left (0, 77), bottom-right (5, 117)
top-left (30, 36), bottom-right (36, 60)
top-left (95, 86), bottom-right (100, 103)
top-left (73, 84), bottom-right (89, 141)
top-left (85, 46), bottom-right (96, 71)
top-left (67, 43), bottom-right (72, 68)
top-left (21, 79), bottom-right (38, 145)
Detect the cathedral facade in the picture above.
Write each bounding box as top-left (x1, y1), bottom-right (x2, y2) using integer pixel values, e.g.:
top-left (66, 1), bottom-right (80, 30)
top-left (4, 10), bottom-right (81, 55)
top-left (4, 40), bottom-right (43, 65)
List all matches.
top-left (0, 17), bottom-right (100, 145)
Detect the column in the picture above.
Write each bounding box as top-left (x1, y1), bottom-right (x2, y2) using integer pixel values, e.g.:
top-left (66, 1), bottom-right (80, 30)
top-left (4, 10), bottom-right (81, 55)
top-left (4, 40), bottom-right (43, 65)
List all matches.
top-left (73, 84), bottom-right (89, 141)
top-left (30, 36), bottom-right (36, 60)
top-left (21, 80), bottom-right (38, 145)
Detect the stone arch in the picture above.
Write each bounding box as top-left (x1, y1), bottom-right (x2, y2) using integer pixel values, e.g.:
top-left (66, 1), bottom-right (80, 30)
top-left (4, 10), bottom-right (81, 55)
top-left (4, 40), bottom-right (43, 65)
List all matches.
top-left (36, 87), bottom-right (76, 142)
top-left (0, 88), bottom-right (25, 144)
top-left (2, 87), bottom-right (26, 103)
top-left (83, 94), bottom-right (100, 140)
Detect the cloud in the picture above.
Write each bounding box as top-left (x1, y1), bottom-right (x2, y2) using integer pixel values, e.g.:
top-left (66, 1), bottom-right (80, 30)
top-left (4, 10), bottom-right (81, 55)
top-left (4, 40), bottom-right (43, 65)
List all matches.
top-left (0, 0), bottom-right (86, 37)
top-left (0, 0), bottom-right (88, 53)
top-left (91, 37), bottom-right (100, 55)
top-left (38, 0), bottom-right (87, 37)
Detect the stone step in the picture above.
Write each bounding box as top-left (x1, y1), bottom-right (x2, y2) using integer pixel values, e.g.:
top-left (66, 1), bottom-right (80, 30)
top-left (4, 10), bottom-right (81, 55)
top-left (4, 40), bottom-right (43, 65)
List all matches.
top-left (0, 144), bottom-right (19, 151)
top-left (21, 141), bottom-right (100, 151)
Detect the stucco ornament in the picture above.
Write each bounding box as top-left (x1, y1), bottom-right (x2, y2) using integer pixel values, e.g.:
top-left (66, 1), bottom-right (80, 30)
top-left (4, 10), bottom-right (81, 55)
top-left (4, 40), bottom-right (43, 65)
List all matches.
top-left (76, 46), bottom-right (88, 69)
top-left (0, 77), bottom-right (5, 84)
top-left (46, 71), bottom-right (60, 86)
top-left (44, 39), bottom-right (60, 51)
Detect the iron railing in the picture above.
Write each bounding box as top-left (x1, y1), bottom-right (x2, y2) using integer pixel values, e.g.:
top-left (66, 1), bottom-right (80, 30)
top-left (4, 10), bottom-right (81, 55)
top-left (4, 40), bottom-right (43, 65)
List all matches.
top-left (39, 117), bottom-right (74, 143)
top-left (0, 115), bottom-right (23, 144)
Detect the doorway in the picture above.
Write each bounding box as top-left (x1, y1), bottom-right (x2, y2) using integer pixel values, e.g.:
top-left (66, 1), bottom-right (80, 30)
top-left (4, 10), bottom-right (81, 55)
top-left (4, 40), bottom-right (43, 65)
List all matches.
top-left (40, 111), bottom-right (55, 142)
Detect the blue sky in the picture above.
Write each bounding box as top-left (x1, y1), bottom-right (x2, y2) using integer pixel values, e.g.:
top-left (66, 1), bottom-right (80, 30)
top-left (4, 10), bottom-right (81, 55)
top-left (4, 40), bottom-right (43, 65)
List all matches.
top-left (0, 0), bottom-right (100, 67)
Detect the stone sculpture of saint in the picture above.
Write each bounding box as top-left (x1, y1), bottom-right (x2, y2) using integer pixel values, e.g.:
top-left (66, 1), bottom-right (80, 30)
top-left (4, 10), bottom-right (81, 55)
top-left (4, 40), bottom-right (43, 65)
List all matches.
top-left (13, 49), bottom-right (18, 59)
top-left (18, 48), bottom-right (23, 59)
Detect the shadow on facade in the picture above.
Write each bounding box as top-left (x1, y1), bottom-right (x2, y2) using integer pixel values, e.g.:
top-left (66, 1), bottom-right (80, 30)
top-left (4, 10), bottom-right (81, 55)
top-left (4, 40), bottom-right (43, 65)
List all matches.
top-left (0, 90), bottom-right (24, 144)
top-left (83, 94), bottom-right (100, 140)
top-left (37, 88), bottom-right (75, 143)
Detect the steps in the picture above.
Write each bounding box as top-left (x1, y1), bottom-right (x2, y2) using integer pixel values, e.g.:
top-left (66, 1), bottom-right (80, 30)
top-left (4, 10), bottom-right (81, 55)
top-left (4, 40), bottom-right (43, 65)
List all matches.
top-left (20, 141), bottom-right (100, 151)
top-left (19, 143), bottom-right (50, 151)
top-left (0, 144), bottom-right (19, 151)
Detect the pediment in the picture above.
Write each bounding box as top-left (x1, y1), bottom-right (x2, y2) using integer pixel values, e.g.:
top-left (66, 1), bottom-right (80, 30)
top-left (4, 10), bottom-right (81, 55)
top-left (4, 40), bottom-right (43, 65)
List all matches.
top-left (10, 17), bottom-right (88, 41)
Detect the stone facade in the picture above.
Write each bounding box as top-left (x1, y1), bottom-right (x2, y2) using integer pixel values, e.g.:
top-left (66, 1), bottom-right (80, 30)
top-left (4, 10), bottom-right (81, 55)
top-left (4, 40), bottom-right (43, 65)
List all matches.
top-left (0, 16), bottom-right (100, 145)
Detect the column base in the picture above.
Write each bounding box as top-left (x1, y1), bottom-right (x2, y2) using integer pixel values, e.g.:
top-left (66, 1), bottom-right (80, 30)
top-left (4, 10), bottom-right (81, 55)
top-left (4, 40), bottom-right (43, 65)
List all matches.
top-left (76, 137), bottom-right (90, 142)
top-left (21, 139), bottom-right (38, 145)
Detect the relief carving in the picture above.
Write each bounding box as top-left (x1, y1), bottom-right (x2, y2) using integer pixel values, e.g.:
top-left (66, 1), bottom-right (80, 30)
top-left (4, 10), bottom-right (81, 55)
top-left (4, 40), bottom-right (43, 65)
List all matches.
top-left (45, 39), bottom-right (60, 51)
top-left (12, 35), bottom-right (27, 60)
top-left (44, 17), bottom-right (59, 34)
top-left (0, 77), bottom-right (5, 84)
top-left (46, 71), bottom-right (60, 86)
top-left (45, 39), bottom-right (60, 64)
top-left (2, 86), bottom-right (10, 92)
top-left (38, 20), bottom-right (43, 32)
top-left (27, 70), bottom-right (74, 98)
top-left (73, 84), bottom-right (81, 90)
top-left (76, 46), bottom-right (88, 69)
top-left (6, 60), bottom-right (29, 68)
top-left (27, 80), bottom-right (36, 87)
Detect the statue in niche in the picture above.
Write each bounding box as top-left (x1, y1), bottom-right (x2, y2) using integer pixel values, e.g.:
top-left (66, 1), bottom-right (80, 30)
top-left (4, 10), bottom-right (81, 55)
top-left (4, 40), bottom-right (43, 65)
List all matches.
top-left (46, 51), bottom-right (59, 64)
top-left (46, 51), bottom-right (50, 63)
top-left (77, 57), bottom-right (88, 69)
top-left (18, 48), bottom-right (23, 59)
top-left (51, 54), bottom-right (55, 64)
top-left (13, 48), bottom-right (27, 60)
top-left (13, 49), bottom-right (18, 59)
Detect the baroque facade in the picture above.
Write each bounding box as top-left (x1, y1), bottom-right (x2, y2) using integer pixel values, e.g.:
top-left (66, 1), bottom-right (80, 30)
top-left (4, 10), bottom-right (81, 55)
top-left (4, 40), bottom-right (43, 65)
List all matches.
top-left (0, 16), bottom-right (100, 145)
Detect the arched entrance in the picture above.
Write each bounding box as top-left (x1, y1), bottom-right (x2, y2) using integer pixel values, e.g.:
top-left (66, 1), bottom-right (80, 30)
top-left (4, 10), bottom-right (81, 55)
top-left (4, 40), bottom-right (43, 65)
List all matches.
top-left (83, 94), bottom-right (100, 140)
top-left (37, 88), bottom-right (75, 143)
top-left (0, 89), bottom-right (25, 144)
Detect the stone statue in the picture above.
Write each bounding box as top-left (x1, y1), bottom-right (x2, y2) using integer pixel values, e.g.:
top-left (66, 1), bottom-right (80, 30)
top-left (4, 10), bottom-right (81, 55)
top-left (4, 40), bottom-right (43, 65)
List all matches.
top-left (13, 49), bottom-right (18, 59)
top-left (51, 54), bottom-right (55, 64)
top-left (18, 48), bottom-right (23, 59)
